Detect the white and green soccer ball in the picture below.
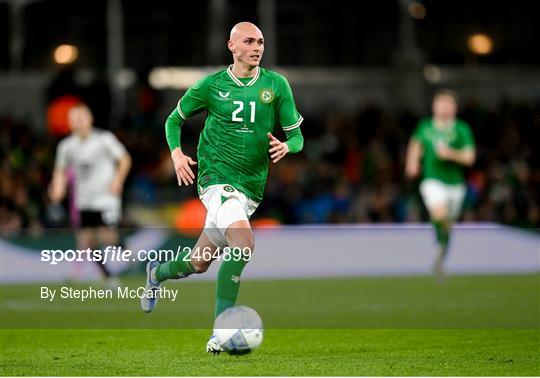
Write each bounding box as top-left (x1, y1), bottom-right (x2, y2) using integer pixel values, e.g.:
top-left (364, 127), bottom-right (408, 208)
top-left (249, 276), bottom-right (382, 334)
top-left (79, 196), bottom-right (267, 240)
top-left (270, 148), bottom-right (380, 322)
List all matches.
top-left (213, 305), bottom-right (264, 355)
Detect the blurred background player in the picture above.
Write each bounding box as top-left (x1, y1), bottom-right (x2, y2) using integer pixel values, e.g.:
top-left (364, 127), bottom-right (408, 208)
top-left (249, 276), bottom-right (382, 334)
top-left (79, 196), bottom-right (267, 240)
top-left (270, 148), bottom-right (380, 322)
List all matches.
top-left (140, 22), bottom-right (304, 353)
top-left (49, 103), bottom-right (132, 286)
top-left (405, 90), bottom-right (476, 282)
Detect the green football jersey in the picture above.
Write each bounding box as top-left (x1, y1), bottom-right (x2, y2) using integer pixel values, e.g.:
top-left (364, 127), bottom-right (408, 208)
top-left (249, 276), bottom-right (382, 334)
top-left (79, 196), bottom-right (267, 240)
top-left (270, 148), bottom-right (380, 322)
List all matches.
top-left (412, 118), bottom-right (475, 184)
top-left (176, 65), bottom-right (303, 202)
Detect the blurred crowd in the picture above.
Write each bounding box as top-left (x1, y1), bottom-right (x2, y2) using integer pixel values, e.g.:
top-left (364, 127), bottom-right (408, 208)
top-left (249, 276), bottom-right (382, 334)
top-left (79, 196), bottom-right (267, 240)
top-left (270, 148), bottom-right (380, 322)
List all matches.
top-left (1, 92), bottom-right (539, 234)
top-left (262, 100), bottom-right (539, 226)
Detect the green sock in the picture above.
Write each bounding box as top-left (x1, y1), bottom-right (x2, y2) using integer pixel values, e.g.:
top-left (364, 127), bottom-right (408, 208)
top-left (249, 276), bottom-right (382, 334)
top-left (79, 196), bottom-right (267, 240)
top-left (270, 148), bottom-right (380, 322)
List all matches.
top-left (433, 220), bottom-right (450, 252)
top-left (215, 256), bottom-right (249, 317)
top-left (155, 250), bottom-right (195, 282)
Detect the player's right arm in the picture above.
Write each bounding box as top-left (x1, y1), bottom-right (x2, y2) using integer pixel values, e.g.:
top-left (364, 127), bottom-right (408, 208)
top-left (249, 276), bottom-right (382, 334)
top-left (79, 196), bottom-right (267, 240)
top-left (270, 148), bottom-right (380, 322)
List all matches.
top-left (49, 169), bottom-right (66, 203)
top-left (405, 123), bottom-right (424, 179)
top-left (165, 77), bottom-right (210, 186)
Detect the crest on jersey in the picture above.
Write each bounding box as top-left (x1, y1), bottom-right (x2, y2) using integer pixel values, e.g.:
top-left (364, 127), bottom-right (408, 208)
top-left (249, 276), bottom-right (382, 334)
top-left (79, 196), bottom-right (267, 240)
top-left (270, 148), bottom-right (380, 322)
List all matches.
top-left (218, 91), bottom-right (230, 98)
top-left (259, 88), bottom-right (274, 104)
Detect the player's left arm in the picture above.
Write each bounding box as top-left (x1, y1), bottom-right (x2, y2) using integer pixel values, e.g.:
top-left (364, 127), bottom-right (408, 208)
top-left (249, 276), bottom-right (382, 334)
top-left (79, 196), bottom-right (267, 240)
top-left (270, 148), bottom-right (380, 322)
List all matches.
top-left (103, 132), bottom-right (132, 196)
top-left (436, 123), bottom-right (476, 167)
top-left (269, 76), bottom-right (304, 163)
top-left (436, 145), bottom-right (475, 166)
top-left (110, 153), bottom-right (132, 196)
top-left (49, 140), bottom-right (68, 203)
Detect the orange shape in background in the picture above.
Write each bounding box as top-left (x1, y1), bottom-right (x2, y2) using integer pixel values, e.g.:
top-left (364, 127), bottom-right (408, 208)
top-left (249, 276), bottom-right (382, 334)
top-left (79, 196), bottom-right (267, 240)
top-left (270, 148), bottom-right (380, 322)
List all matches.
top-left (251, 218), bottom-right (281, 228)
top-left (174, 198), bottom-right (207, 236)
top-left (173, 200), bottom-right (280, 236)
top-left (47, 95), bottom-right (82, 136)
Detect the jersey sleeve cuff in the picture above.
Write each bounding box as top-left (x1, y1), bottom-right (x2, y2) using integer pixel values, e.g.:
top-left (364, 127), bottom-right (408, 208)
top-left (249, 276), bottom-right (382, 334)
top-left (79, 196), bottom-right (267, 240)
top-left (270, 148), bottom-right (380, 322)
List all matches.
top-left (282, 116), bottom-right (303, 132)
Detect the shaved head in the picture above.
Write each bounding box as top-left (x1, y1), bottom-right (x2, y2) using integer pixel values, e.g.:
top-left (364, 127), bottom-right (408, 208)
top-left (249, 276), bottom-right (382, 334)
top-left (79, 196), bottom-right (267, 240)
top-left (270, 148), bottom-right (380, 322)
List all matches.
top-left (229, 22), bottom-right (263, 41)
top-left (228, 22), bottom-right (264, 72)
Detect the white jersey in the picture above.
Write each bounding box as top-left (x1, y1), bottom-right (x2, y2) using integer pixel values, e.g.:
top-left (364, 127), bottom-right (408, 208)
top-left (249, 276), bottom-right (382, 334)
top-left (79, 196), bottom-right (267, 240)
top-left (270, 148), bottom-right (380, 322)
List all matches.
top-left (54, 128), bottom-right (126, 211)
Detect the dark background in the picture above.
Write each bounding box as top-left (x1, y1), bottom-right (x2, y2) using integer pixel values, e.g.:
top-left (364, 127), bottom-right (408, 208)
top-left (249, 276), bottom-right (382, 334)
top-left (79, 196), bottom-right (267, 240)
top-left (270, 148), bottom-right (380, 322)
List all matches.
top-left (2, 1), bottom-right (540, 69)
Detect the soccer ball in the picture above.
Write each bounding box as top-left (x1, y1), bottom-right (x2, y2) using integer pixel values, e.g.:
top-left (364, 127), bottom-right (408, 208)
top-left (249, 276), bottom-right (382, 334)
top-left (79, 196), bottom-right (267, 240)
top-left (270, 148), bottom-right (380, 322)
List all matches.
top-left (213, 305), bottom-right (264, 355)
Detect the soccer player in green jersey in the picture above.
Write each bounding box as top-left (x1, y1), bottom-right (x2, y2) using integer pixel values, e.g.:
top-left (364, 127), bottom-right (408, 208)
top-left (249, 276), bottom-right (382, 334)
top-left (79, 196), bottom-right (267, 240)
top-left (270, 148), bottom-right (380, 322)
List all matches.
top-left (405, 90), bottom-right (476, 282)
top-left (140, 22), bottom-right (304, 353)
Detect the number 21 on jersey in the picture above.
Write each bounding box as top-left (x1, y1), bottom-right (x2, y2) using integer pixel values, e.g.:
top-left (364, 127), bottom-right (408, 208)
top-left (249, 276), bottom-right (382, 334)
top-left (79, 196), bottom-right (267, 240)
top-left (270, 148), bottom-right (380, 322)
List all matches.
top-left (232, 101), bottom-right (256, 123)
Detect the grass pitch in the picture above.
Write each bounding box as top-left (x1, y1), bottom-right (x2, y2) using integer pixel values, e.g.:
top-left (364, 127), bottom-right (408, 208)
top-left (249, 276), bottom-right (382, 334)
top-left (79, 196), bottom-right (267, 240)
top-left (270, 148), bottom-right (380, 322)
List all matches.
top-left (1, 274), bottom-right (539, 376)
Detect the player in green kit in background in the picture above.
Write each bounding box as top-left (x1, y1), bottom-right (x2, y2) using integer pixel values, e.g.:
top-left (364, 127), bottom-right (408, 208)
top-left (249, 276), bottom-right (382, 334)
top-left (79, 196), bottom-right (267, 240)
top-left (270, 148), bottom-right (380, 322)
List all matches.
top-left (405, 90), bottom-right (476, 282)
top-left (140, 22), bottom-right (304, 353)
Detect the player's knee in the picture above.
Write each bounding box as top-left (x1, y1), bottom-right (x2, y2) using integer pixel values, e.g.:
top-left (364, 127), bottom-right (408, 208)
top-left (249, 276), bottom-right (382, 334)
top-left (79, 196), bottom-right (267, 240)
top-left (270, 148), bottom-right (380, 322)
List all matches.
top-left (228, 229), bottom-right (255, 255)
top-left (430, 205), bottom-right (449, 222)
top-left (241, 234), bottom-right (255, 258)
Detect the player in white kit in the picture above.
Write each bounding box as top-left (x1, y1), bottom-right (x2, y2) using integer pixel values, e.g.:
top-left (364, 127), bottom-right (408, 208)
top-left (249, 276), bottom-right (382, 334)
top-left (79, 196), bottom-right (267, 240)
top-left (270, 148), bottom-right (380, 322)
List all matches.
top-left (49, 104), bottom-right (131, 282)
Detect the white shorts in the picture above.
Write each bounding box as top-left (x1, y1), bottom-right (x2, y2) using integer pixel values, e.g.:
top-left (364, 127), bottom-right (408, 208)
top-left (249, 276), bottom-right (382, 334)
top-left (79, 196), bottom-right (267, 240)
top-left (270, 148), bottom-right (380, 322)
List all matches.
top-left (199, 184), bottom-right (259, 248)
top-left (419, 179), bottom-right (466, 220)
top-left (80, 197), bottom-right (121, 227)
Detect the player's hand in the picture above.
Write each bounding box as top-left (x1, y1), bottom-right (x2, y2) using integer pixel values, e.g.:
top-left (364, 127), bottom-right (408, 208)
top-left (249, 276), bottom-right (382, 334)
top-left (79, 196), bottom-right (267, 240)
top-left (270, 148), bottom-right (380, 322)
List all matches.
top-left (436, 144), bottom-right (453, 161)
top-left (405, 163), bottom-right (420, 179)
top-left (268, 132), bottom-right (289, 163)
top-left (171, 148), bottom-right (197, 186)
top-left (48, 183), bottom-right (65, 204)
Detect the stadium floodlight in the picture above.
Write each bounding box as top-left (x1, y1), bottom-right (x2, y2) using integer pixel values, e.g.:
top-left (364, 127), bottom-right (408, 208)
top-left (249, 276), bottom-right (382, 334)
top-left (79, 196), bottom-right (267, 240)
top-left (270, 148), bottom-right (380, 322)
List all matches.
top-left (423, 64), bottom-right (441, 83)
top-left (467, 33), bottom-right (493, 55)
top-left (53, 44), bottom-right (79, 64)
top-left (408, 1), bottom-right (426, 20)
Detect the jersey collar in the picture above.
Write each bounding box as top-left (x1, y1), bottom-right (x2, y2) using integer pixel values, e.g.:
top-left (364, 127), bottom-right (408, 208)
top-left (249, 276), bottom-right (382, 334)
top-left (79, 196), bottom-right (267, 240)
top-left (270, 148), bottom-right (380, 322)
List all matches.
top-left (433, 118), bottom-right (456, 131)
top-left (227, 65), bottom-right (260, 87)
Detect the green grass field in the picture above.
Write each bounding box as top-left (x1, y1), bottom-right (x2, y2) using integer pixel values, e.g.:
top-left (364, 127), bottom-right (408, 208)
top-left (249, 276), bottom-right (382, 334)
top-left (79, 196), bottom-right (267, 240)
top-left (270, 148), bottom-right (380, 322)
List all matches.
top-left (1, 274), bottom-right (539, 376)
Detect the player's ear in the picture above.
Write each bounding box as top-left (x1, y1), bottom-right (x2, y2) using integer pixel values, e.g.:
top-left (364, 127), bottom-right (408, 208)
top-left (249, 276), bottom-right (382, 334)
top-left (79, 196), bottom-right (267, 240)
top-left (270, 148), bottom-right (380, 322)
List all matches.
top-left (227, 40), bottom-right (235, 53)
